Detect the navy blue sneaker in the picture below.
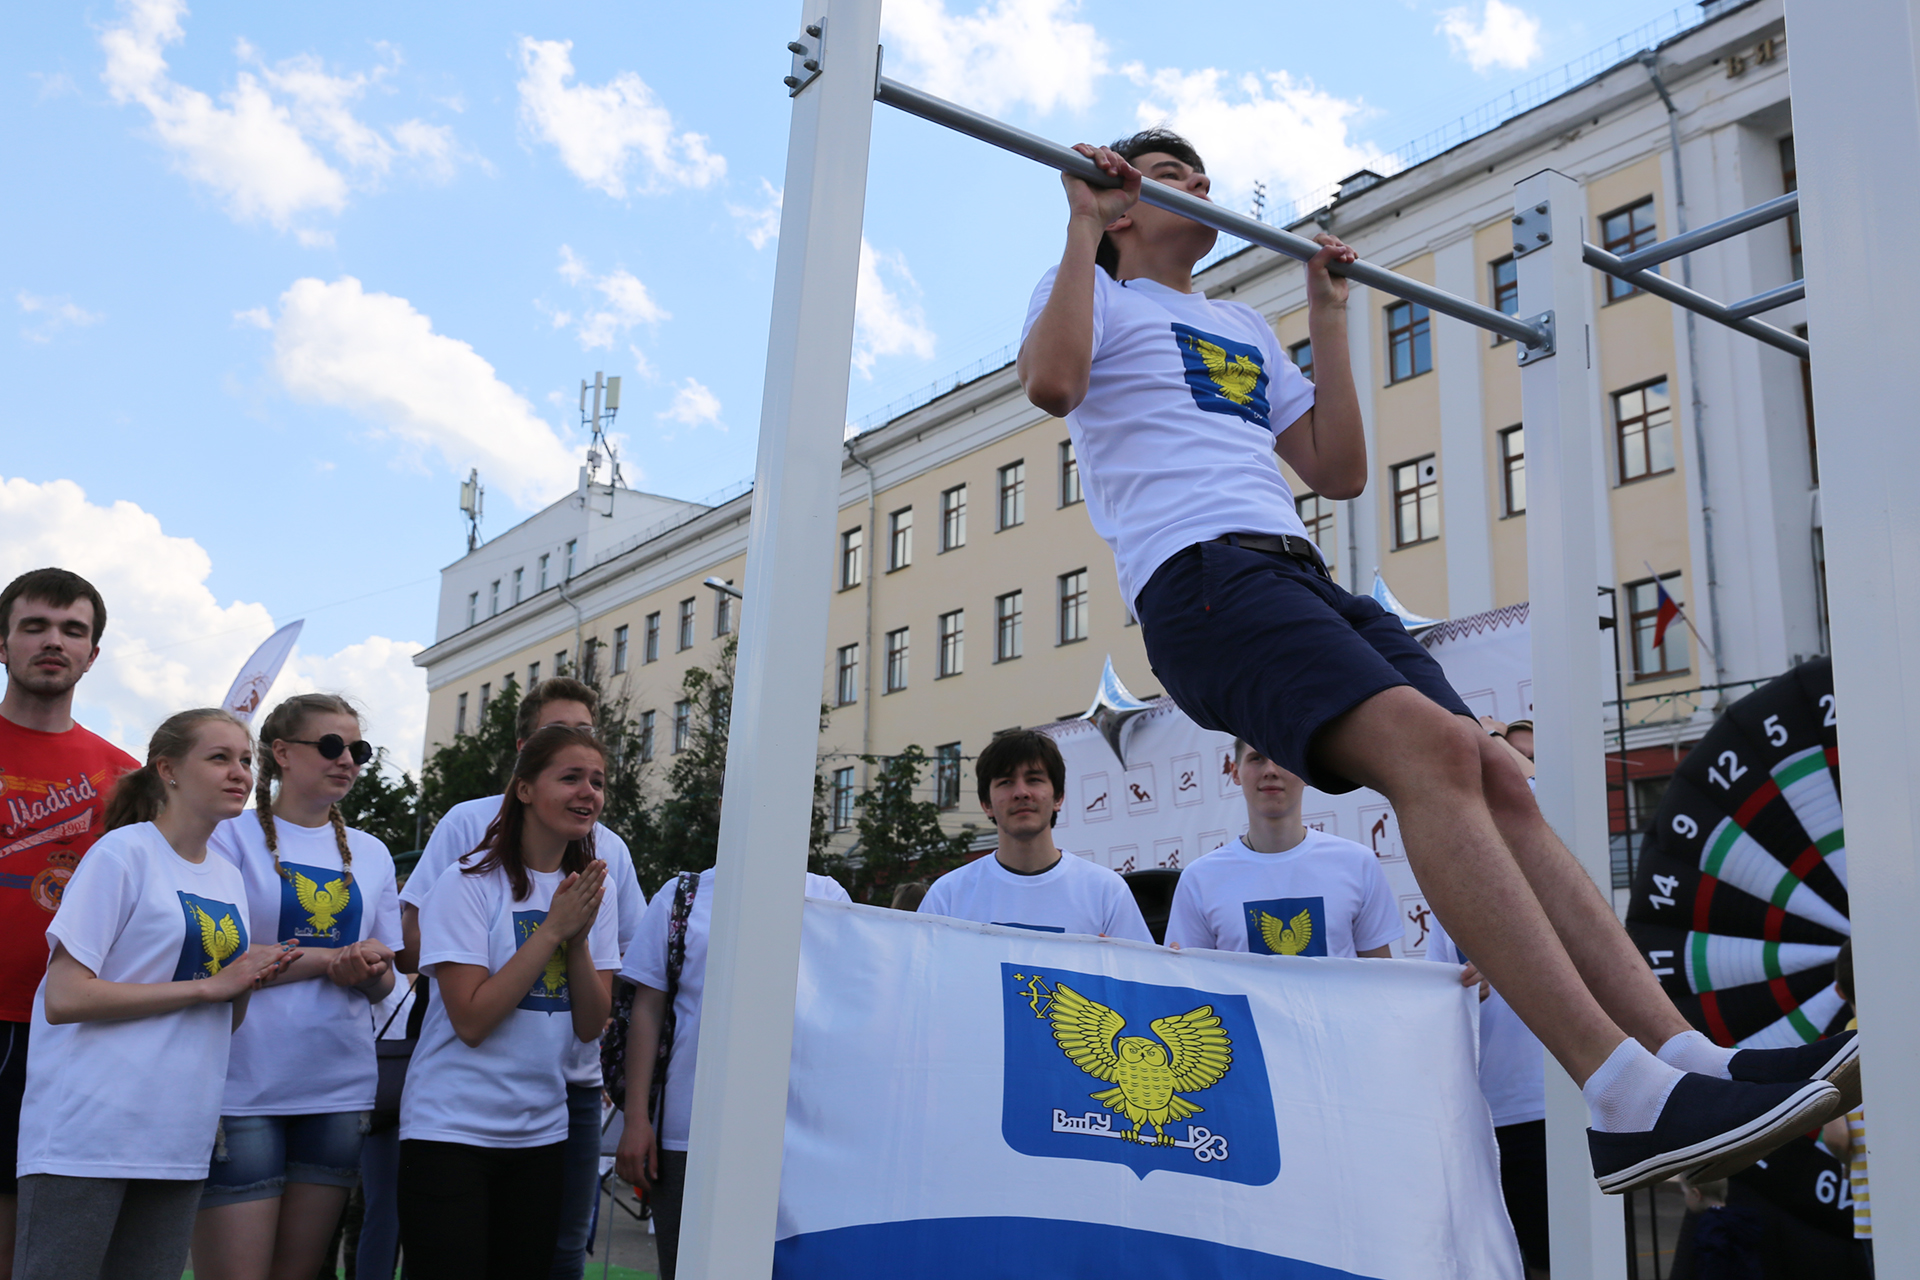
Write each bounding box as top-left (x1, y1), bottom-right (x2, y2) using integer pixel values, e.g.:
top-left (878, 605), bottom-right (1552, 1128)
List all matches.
top-left (1589, 1073), bottom-right (1840, 1194)
top-left (1728, 1030), bottom-right (1860, 1117)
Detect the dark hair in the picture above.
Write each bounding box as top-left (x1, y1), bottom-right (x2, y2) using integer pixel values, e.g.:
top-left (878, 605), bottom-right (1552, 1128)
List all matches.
top-left (975, 729), bottom-right (1066, 826)
top-left (104, 708), bottom-right (251, 830)
top-left (1094, 128), bottom-right (1208, 280)
top-left (517, 677), bottom-right (599, 743)
top-left (255, 693), bottom-right (360, 887)
top-left (0, 568), bottom-right (108, 645)
top-left (467, 725), bottom-right (606, 901)
top-left (1834, 938), bottom-right (1854, 1005)
top-left (890, 882), bottom-right (930, 912)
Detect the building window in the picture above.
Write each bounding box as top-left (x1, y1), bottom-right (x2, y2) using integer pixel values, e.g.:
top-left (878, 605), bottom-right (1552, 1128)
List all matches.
top-left (1601, 198), bottom-right (1658, 301)
top-left (1614, 379), bottom-right (1674, 483)
top-left (937, 610), bottom-right (964, 678)
top-left (1490, 255), bottom-right (1517, 343)
top-left (527, 661), bottom-right (540, 687)
top-left (642, 612), bottom-right (660, 663)
top-left (830, 766), bottom-right (856, 831)
top-left (1781, 136), bottom-right (1802, 281)
top-left (613, 625), bottom-right (630, 674)
top-left (638, 710), bottom-right (656, 763)
top-left (488, 581), bottom-right (500, 617)
top-left (940, 485), bottom-right (967, 551)
top-left (565, 539), bottom-right (577, 578)
top-left (997, 461), bottom-right (1026, 530)
top-left (714, 586), bottom-right (733, 637)
top-left (1059, 440), bottom-right (1081, 506)
top-left (1499, 425), bottom-right (1526, 515)
top-left (479, 682), bottom-right (491, 717)
top-left (935, 743), bottom-right (962, 810)
top-left (1058, 570), bottom-right (1089, 644)
top-left (677, 598), bottom-right (696, 651)
top-left (1627, 574), bottom-right (1689, 679)
top-left (835, 644), bottom-right (859, 706)
top-left (466, 592), bottom-right (478, 628)
top-left (538, 554), bottom-right (550, 590)
top-left (840, 527), bottom-right (863, 589)
top-left (1296, 492), bottom-right (1334, 567)
top-left (555, 649), bottom-right (570, 676)
top-left (1288, 338), bottom-right (1314, 382)
top-left (455, 692), bottom-right (468, 735)
top-left (672, 700), bottom-right (692, 753)
top-left (1391, 455), bottom-right (1440, 547)
top-left (884, 628), bottom-right (909, 693)
top-left (581, 640), bottom-right (598, 684)
top-left (995, 591), bottom-right (1023, 662)
top-left (512, 567), bottom-right (524, 605)
top-left (888, 508), bottom-right (913, 571)
top-left (1386, 301), bottom-right (1431, 382)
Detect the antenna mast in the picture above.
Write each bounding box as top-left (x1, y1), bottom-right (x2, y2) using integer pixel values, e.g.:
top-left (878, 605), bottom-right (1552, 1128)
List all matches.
top-left (579, 371), bottom-right (626, 504)
top-left (458, 468), bottom-right (484, 551)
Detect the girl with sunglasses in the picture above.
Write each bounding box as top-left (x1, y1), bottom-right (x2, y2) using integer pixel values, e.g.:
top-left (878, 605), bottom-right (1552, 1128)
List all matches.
top-left (189, 694), bottom-right (402, 1280)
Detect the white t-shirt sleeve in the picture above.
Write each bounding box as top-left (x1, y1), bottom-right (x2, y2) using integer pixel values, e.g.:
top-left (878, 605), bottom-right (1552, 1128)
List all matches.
top-left (403, 803), bottom-right (484, 909)
top-left (622, 882), bottom-right (672, 990)
top-left (916, 874), bottom-right (953, 918)
top-left (588, 884), bottom-right (620, 971)
top-left (1102, 876), bottom-right (1156, 944)
top-left (1353, 856), bottom-right (1406, 953)
top-left (1259, 321), bottom-right (1316, 437)
top-left (807, 873), bottom-right (853, 905)
top-left (1021, 265), bottom-right (1105, 361)
top-left (44, 844), bottom-right (134, 974)
top-left (1161, 871), bottom-right (1213, 950)
top-left (417, 868), bottom-right (494, 974)
top-left (599, 829), bottom-right (645, 952)
top-left (369, 845), bottom-right (405, 952)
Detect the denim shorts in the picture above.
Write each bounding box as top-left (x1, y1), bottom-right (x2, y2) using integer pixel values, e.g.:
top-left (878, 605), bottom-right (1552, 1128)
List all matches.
top-left (1135, 540), bottom-right (1473, 794)
top-left (200, 1111), bottom-right (370, 1208)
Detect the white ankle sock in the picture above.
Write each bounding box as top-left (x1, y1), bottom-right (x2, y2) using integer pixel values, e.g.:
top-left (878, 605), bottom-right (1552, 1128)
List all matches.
top-left (1583, 1039), bottom-right (1686, 1134)
top-left (1657, 1028), bottom-right (1737, 1080)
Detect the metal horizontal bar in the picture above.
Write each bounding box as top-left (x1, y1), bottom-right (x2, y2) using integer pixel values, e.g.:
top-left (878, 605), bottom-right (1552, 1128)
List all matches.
top-left (1582, 243), bottom-right (1810, 359)
top-left (1723, 279), bottom-right (1805, 321)
top-left (875, 76), bottom-right (1550, 349)
top-left (1611, 191), bottom-right (1799, 274)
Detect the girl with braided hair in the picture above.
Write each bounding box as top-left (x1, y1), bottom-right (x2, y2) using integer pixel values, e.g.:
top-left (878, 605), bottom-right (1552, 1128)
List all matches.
top-left (189, 694), bottom-right (402, 1280)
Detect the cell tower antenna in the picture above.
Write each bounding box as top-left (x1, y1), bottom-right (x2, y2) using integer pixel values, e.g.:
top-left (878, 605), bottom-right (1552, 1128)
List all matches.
top-left (1252, 179), bottom-right (1267, 221)
top-left (580, 372), bottom-right (626, 509)
top-left (458, 468), bottom-right (484, 551)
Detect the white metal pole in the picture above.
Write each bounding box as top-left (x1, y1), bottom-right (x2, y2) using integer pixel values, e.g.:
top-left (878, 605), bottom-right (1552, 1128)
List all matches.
top-left (1785, 2), bottom-right (1920, 1272)
top-left (675, 0), bottom-right (883, 1275)
top-left (1514, 168), bottom-right (1626, 1280)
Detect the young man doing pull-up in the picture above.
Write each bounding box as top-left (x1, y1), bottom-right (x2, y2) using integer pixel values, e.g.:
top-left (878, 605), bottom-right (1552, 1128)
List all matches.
top-left (1017, 130), bottom-right (1856, 1194)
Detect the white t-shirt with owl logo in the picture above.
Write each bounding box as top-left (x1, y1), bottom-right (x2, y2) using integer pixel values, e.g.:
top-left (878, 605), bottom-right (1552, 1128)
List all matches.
top-left (404, 860), bottom-right (619, 1148)
top-left (1163, 832), bottom-right (1401, 958)
top-left (210, 814), bottom-right (403, 1116)
top-left (1022, 266), bottom-right (1319, 609)
top-left (17, 822), bottom-right (251, 1179)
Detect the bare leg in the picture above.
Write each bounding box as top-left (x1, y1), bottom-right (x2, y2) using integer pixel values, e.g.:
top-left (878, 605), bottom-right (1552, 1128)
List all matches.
top-left (267, 1184), bottom-right (348, 1280)
top-left (191, 1197), bottom-right (280, 1280)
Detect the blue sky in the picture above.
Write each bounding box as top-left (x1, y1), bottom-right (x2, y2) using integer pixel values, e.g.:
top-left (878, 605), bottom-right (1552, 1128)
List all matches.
top-left (1, 0), bottom-right (1698, 767)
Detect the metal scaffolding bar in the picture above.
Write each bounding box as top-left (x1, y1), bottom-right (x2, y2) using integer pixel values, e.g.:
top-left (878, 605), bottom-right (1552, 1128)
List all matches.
top-left (1610, 191), bottom-right (1798, 274)
top-left (1722, 279), bottom-right (1805, 321)
top-left (1582, 242), bottom-right (1810, 359)
top-left (875, 76), bottom-right (1552, 349)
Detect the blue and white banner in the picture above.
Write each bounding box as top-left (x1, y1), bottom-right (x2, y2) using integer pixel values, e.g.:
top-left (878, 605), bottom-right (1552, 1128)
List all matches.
top-left (776, 902), bottom-right (1521, 1279)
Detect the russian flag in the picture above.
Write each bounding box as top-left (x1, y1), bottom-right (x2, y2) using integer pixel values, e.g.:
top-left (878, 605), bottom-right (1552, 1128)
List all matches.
top-left (1652, 579), bottom-right (1682, 650)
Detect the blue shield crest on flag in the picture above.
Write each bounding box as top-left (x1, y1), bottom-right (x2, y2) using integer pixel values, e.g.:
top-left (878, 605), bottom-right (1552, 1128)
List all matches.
top-left (174, 891), bottom-right (249, 982)
top-left (275, 860), bottom-right (362, 949)
top-left (1000, 963), bottom-right (1279, 1185)
top-left (513, 909), bottom-right (571, 1012)
top-left (1170, 323), bottom-right (1272, 427)
top-left (1245, 896), bottom-right (1327, 957)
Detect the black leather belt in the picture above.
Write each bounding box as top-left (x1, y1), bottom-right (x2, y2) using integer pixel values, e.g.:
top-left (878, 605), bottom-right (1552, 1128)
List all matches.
top-left (1216, 532), bottom-right (1332, 579)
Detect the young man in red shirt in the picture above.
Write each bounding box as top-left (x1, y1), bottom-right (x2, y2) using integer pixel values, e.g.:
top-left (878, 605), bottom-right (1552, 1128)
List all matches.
top-left (0, 569), bottom-right (139, 1271)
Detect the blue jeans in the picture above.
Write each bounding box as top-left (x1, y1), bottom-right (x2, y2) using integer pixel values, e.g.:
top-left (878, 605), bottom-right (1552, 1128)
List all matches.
top-left (200, 1112), bottom-right (367, 1208)
top-left (548, 1083), bottom-right (602, 1280)
top-left (357, 1125), bottom-right (403, 1280)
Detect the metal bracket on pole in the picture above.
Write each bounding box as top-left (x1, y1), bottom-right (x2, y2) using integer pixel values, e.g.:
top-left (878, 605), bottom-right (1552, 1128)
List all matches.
top-left (783, 18), bottom-right (825, 95)
top-left (1516, 310), bottom-right (1556, 365)
top-left (1511, 199), bottom-right (1553, 257)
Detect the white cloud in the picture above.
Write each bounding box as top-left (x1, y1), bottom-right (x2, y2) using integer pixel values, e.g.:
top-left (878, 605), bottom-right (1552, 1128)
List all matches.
top-left (98, 0), bottom-right (462, 233)
top-left (728, 179), bottom-right (782, 250)
top-left (553, 247), bottom-right (668, 352)
top-left (262, 276), bottom-right (581, 509)
top-left (1125, 65), bottom-right (1390, 201)
top-left (233, 305), bottom-right (271, 329)
top-left (0, 475), bottom-right (427, 775)
top-left (1438, 0), bottom-right (1544, 74)
top-left (657, 378), bottom-right (723, 431)
top-left (17, 291), bottom-right (104, 343)
top-left (882, 0), bottom-right (1108, 115)
top-left (853, 239), bottom-right (936, 377)
top-left (515, 37), bottom-right (725, 198)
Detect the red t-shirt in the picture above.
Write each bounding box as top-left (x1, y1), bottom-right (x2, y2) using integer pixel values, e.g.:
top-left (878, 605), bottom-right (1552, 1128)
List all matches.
top-left (0, 716), bottom-right (139, 1021)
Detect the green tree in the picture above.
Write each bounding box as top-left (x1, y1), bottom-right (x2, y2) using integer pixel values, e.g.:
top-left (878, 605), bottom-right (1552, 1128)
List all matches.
top-left (417, 675), bottom-right (519, 834)
top-left (336, 747), bottom-right (420, 862)
top-left (834, 745), bottom-right (974, 904)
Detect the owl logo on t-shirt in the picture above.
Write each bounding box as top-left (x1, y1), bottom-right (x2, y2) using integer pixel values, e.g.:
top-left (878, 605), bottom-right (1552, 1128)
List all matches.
top-left (1171, 323), bottom-right (1272, 427)
top-left (513, 910), bottom-right (570, 1012)
top-left (174, 891), bottom-right (250, 980)
top-left (1244, 896), bottom-right (1326, 957)
top-left (275, 861), bottom-right (362, 948)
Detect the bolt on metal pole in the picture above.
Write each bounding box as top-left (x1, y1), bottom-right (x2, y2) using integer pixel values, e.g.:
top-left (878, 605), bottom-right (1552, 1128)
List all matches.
top-left (673, 0), bottom-right (884, 1275)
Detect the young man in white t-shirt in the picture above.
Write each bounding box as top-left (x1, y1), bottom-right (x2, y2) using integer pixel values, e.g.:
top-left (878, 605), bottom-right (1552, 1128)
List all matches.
top-left (1166, 739), bottom-right (1400, 959)
top-left (1018, 130), bottom-right (1851, 1192)
top-left (918, 730), bottom-right (1152, 942)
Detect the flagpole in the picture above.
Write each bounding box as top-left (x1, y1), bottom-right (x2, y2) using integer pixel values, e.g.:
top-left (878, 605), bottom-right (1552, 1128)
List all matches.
top-left (1642, 560), bottom-right (1718, 673)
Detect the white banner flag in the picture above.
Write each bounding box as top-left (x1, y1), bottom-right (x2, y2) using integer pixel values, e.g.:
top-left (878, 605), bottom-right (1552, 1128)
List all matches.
top-left (222, 620), bottom-right (303, 723)
top-left (776, 902), bottom-right (1521, 1279)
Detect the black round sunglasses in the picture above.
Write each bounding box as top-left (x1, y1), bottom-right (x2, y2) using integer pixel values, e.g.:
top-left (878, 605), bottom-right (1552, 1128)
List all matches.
top-left (287, 734), bottom-right (375, 767)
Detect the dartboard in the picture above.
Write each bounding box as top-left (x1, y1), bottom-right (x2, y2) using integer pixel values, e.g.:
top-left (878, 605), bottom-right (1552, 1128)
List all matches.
top-left (1625, 658), bottom-right (1849, 1049)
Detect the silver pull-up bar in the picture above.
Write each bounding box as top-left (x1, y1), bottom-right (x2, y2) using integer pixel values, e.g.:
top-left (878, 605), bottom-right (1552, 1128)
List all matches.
top-left (1609, 191), bottom-right (1798, 274)
top-left (1582, 241), bottom-right (1810, 359)
top-left (874, 76), bottom-right (1554, 351)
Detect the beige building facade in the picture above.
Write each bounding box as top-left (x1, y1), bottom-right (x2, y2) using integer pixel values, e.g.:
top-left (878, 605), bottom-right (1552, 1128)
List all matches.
top-left (414, 0), bottom-right (1817, 855)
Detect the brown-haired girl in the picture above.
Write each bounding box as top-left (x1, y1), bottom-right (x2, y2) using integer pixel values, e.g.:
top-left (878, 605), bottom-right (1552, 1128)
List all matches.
top-left (398, 725), bottom-right (617, 1278)
top-left (12, 710), bottom-right (285, 1280)
top-left (190, 694), bottom-right (402, 1280)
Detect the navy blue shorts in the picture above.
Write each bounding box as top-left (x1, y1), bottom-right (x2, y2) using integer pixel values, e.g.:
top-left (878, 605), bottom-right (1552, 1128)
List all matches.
top-left (1134, 540), bottom-right (1473, 794)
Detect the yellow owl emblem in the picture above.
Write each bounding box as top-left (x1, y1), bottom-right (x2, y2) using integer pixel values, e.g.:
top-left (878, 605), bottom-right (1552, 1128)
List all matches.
top-left (1181, 334), bottom-right (1262, 407)
top-left (1256, 907), bottom-right (1314, 957)
top-left (539, 937), bottom-right (569, 999)
top-left (1046, 983), bottom-right (1232, 1145)
top-left (192, 904), bottom-right (242, 976)
top-left (293, 872), bottom-right (351, 934)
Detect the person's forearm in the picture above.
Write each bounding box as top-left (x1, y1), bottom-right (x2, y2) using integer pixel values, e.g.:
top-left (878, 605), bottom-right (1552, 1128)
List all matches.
top-left (255, 947), bottom-right (329, 988)
top-left (232, 989), bottom-right (251, 1030)
top-left (567, 943), bottom-right (612, 1042)
top-left (45, 970), bottom-right (214, 1024)
top-left (1302, 301), bottom-right (1366, 497)
top-left (1018, 216), bottom-right (1105, 417)
top-left (625, 987), bottom-right (667, 1111)
top-left (397, 904), bottom-right (421, 975)
top-left (441, 930), bottom-right (571, 1046)
top-left (356, 968), bottom-right (397, 1002)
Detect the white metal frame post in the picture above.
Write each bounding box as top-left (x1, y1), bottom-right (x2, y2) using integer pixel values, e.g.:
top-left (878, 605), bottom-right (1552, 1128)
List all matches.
top-left (1514, 168), bottom-right (1626, 1280)
top-left (1786, 2), bottom-right (1920, 1272)
top-left (675, 0), bottom-right (884, 1275)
